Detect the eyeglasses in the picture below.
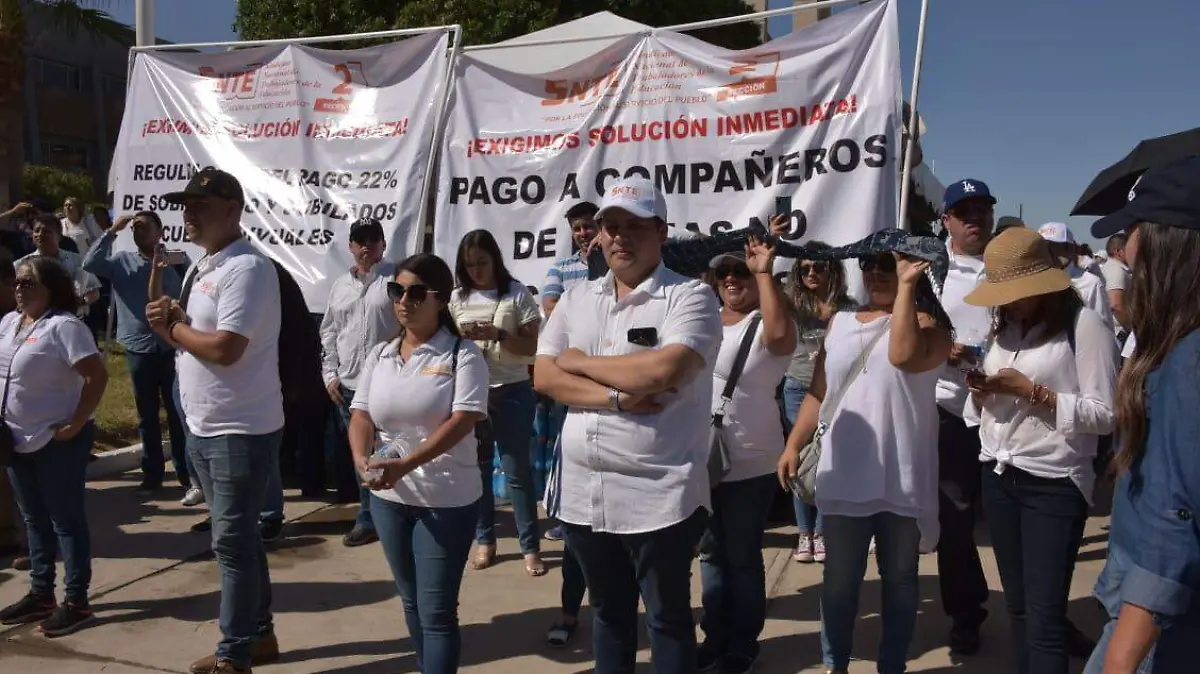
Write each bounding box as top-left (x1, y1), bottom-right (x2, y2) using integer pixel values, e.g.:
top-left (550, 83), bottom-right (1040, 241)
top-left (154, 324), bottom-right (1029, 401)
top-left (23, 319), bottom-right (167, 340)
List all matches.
top-left (858, 256), bottom-right (897, 274)
top-left (386, 282), bottom-right (430, 304)
top-left (798, 262), bottom-right (829, 275)
top-left (13, 278), bottom-right (37, 290)
top-left (714, 264), bottom-right (752, 280)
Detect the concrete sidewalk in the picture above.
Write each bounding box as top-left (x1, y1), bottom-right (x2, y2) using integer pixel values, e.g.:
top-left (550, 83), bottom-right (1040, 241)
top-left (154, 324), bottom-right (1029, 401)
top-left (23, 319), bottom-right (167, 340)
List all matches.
top-left (0, 473), bottom-right (1111, 673)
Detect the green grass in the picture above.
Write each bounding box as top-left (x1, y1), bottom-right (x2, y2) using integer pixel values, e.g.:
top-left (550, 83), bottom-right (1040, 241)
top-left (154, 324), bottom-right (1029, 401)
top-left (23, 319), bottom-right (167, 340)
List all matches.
top-left (94, 344), bottom-right (141, 452)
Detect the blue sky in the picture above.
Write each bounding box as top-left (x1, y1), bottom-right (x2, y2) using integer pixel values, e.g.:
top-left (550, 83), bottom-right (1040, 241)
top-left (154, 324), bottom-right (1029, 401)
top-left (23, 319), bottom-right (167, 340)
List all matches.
top-left (109, 0), bottom-right (1200, 247)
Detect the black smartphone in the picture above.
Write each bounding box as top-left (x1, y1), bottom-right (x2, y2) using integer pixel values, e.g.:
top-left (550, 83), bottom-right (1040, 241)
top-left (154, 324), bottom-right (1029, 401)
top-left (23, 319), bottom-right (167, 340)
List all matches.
top-left (627, 327), bottom-right (658, 347)
top-left (775, 196), bottom-right (792, 216)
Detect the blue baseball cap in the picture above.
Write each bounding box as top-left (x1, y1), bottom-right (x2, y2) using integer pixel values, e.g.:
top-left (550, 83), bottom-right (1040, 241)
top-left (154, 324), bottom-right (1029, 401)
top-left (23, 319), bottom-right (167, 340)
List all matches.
top-left (1092, 156), bottom-right (1200, 238)
top-left (942, 178), bottom-right (997, 213)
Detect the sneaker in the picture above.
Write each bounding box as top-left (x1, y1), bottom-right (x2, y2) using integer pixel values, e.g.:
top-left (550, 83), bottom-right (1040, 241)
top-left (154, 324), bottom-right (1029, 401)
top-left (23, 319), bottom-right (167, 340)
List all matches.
top-left (545, 620), bottom-right (578, 648)
top-left (698, 644), bottom-right (722, 672)
top-left (813, 534), bottom-right (826, 563)
top-left (722, 654), bottom-right (757, 674)
top-left (38, 601), bottom-right (95, 637)
top-left (135, 480), bottom-right (162, 497)
top-left (792, 534), bottom-right (814, 563)
top-left (259, 519), bottom-right (284, 543)
top-left (190, 633), bottom-right (278, 673)
top-left (0, 592), bottom-right (56, 625)
top-left (342, 524), bottom-right (378, 548)
top-left (181, 487), bottom-right (205, 507)
top-left (543, 524), bottom-right (565, 541)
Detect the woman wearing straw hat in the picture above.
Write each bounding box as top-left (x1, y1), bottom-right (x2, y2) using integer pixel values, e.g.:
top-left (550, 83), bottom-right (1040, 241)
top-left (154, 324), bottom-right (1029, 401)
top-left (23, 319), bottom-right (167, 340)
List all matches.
top-left (962, 226), bottom-right (1118, 674)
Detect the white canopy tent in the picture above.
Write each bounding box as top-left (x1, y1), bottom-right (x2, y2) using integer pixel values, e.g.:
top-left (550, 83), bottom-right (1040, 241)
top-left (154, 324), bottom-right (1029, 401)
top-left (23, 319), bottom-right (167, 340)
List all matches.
top-left (465, 11), bottom-right (650, 73)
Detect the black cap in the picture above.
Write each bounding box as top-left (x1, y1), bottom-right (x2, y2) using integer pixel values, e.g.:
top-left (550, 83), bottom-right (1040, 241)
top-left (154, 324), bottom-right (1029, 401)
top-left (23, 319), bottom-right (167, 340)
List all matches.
top-left (995, 216), bottom-right (1025, 234)
top-left (349, 217), bottom-right (385, 243)
top-left (1092, 156), bottom-right (1200, 238)
top-left (162, 168), bottom-right (245, 205)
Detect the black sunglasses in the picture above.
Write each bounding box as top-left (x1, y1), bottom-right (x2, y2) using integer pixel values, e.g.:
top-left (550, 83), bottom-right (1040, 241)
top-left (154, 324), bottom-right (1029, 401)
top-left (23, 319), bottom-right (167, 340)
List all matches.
top-left (386, 282), bottom-right (430, 304)
top-left (798, 262), bottom-right (829, 275)
top-left (13, 278), bottom-right (37, 290)
top-left (858, 255), bottom-right (897, 274)
top-left (714, 263), bottom-right (752, 280)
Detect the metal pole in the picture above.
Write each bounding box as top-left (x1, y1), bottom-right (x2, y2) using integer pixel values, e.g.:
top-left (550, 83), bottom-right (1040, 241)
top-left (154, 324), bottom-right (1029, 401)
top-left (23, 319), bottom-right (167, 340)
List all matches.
top-left (663, 0), bottom-right (866, 33)
top-left (897, 0), bottom-right (930, 232)
top-left (134, 0), bottom-right (155, 47)
top-left (415, 28), bottom-right (464, 253)
top-left (133, 25), bottom-right (461, 52)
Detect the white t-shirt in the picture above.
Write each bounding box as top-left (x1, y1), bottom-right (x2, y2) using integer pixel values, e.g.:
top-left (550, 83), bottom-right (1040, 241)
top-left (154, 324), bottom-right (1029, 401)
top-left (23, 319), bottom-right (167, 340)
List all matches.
top-left (1069, 265), bottom-right (1114, 332)
top-left (61, 215), bottom-right (104, 254)
top-left (351, 329), bottom-right (489, 508)
top-left (711, 312), bottom-right (792, 482)
top-left (1122, 333), bottom-right (1136, 359)
top-left (0, 312), bottom-right (97, 453)
top-left (936, 242), bottom-right (992, 417)
top-left (177, 239), bottom-right (284, 437)
top-left (448, 281), bottom-right (540, 387)
top-left (816, 313), bottom-right (941, 550)
top-left (1099, 259), bottom-right (1130, 292)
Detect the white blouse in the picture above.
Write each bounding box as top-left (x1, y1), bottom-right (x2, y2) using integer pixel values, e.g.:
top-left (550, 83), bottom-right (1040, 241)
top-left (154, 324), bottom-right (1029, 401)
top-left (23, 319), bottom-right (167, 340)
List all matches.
top-left (964, 308), bottom-right (1117, 502)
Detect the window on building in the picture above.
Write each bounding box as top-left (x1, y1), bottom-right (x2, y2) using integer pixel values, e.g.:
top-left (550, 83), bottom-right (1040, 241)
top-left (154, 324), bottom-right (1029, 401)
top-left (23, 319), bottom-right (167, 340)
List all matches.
top-left (40, 140), bottom-right (91, 172)
top-left (32, 57), bottom-right (87, 91)
top-left (100, 74), bottom-right (126, 98)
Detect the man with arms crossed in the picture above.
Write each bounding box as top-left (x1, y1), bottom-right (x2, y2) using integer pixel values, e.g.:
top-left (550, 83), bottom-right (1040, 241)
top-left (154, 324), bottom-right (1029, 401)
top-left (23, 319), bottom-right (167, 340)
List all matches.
top-left (535, 177), bottom-right (721, 674)
top-left (146, 169), bottom-right (284, 674)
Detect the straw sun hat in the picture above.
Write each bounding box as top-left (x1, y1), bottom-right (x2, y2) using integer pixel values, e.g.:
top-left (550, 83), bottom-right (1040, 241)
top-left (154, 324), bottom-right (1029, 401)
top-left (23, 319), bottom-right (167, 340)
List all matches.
top-left (964, 227), bottom-right (1071, 307)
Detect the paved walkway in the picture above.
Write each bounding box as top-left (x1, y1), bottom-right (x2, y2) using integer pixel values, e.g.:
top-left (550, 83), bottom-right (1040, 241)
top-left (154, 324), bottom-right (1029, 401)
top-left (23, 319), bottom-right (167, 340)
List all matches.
top-left (0, 474), bottom-right (1112, 673)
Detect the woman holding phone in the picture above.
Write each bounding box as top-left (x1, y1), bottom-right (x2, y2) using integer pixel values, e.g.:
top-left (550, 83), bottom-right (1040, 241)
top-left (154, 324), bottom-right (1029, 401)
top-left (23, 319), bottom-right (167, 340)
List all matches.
top-left (449, 230), bottom-right (545, 576)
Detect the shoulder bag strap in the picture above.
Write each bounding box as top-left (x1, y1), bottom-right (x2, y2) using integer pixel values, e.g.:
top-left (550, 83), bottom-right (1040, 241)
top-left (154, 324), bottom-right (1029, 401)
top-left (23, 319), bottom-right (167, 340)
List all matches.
top-left (817, 317), bottom-right (889, 426)
top-left (715, 313), bottom-right (763, 418)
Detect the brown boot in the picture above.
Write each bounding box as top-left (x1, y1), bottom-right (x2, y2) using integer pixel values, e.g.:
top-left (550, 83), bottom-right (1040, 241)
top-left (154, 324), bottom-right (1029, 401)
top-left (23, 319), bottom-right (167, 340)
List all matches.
top-left (208, 660), bottom-right (250, 674)
top-left (190, 635), bottom-right (279, 674)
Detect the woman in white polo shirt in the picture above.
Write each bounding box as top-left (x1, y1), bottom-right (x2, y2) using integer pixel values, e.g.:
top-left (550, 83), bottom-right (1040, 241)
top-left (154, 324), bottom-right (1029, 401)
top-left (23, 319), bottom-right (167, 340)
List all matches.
top-left (699, 235), bottom-right (796, 674)
top-left (348, 253), bottom-right (488, 674)
top-left (0, 256), bottom-right (108, 637)
top-left (449, 230), bottom-right (545, 576)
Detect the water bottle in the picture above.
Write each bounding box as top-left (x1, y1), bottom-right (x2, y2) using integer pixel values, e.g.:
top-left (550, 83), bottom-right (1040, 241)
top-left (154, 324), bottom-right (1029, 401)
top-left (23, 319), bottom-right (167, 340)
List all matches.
top-left (363, 425), bottom-right (428, 483)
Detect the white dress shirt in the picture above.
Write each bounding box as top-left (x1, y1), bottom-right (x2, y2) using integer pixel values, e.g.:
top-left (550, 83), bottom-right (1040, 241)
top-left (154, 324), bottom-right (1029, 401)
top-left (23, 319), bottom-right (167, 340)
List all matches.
top-left (319, 262), bottom-right (399, 391)
top-left (964, 308), bottom-right (1117, 502)
top-left (61, 214), bottom-right (104, 254)
top-left (936, 241), bottom-right (992, 416)
top-left (1068, 264), bottom-right (1114, 332)
top-left (537, 264), bottom-right (722, 534)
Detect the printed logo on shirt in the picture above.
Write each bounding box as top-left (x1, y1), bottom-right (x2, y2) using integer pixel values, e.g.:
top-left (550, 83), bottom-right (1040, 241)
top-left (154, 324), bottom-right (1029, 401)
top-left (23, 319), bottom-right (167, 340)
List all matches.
top-left (420, 364), bottom-right (454, 378)
top-left (196, 281), bottom-right (216, 296)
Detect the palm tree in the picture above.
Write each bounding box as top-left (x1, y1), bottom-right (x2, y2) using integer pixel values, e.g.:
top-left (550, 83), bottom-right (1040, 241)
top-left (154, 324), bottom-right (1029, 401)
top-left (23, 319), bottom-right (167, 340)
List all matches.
top-left (0, 1), bottom-right (131, 204)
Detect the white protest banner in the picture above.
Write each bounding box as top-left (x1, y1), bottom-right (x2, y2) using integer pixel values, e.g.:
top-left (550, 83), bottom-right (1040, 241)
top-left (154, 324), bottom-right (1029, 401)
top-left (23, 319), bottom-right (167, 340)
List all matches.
top-left (112, 30), bottom-right (450, 311)
top-left (433, 0), bottom-right (900, 290)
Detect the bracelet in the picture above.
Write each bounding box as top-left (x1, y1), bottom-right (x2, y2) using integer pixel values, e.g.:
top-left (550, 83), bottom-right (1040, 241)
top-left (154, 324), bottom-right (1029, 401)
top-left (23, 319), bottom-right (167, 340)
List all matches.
top-left (167, 319), bottom-right (185, 338)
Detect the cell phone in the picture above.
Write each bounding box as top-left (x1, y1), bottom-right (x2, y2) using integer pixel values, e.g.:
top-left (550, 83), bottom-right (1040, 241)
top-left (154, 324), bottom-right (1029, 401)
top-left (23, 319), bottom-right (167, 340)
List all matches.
top-left (775, 196), bottom-right (792, 216)
top-left (964, 369), bottom-right (987, 387)
top-left (628, 327), bottom-right (658, 347)
top-left (165, 250), bottom-right (186, 266)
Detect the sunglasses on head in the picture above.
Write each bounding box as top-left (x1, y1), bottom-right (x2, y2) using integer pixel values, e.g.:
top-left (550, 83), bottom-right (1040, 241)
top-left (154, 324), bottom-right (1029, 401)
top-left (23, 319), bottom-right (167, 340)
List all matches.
top-left (858, 255), bottom-right (897, 274)
top-left (386, 282), bottom-right (430, 304)
top-left (13, 278), bottom-right (37, 290)
top-left (798, 262), bottom-right (829, 275)
top-left (714, 263), bottom-right (751, 280)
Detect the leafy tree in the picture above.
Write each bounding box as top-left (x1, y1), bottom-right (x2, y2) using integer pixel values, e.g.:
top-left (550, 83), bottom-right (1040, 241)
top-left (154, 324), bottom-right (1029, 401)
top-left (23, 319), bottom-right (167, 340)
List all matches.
top-left (22, 162), bottom-right (97, 208)
top-left (0, 1), bottom-right (131, 204)
top-left (235, 0), bottom-right (762, 50)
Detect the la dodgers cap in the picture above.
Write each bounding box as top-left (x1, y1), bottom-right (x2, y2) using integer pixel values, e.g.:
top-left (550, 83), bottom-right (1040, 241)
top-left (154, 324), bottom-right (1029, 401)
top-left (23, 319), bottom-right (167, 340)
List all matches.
top-left (942, 178), bottom-right (997, 213)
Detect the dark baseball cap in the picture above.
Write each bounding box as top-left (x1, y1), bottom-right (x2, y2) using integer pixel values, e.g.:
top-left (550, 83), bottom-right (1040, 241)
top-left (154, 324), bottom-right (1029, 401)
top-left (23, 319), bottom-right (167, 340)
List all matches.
top-left (995, 216), bottom-right (1025, 234)
top-left (162, 168), bottom-right (245, 205)
top-left (349, 217), bottom-right (385, 243)
top-left (1092, 156), bottom-right (1200, 238)
top-left (942, 178), bottom-right (997, 213)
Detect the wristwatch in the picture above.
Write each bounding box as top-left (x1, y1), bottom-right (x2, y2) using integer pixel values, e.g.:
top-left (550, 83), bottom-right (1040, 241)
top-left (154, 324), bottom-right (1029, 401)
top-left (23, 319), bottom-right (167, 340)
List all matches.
top-left (608, 387), bottom-right (621, 412)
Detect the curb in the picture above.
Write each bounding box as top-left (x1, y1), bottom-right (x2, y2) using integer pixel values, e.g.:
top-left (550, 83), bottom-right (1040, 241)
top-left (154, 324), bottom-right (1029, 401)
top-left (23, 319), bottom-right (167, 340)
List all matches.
top-left (86, 442), bottom-right (170, 481)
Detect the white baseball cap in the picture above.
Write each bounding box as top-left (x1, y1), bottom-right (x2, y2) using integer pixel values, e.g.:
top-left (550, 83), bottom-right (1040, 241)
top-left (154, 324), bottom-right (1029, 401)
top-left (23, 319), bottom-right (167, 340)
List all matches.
top-left (596, 177), bottom-right (667, 222)
top-left (1037, 221), bottom-right (1075, 244)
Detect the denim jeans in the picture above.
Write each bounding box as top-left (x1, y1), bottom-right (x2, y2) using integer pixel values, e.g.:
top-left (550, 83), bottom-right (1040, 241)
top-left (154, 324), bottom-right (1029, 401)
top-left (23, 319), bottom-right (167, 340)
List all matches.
top-left (560, 526), bottom-right (587, 618)
top-left (8, 422), bottom-right (95, 603)
top-left (563, 508), bottom-right (708, 674)
top-left (981, 464), bottom-right (1087, 674)
top-left (781, 377), bottom-right (822, 535)
top-left (821, 512), bottom-right (921, 674)
top-left (187, 429), bottom-right (283, 667)
top-left (476, 380), bottom-right (539, 554)
top-left (371, 495), bottom-right (477, 674)
top-left (336, 384), bottom-right (373, 532)
top-left (700, 474), bottom-right (778, 661)
top-left (126, 349), bottom-right (188, 487)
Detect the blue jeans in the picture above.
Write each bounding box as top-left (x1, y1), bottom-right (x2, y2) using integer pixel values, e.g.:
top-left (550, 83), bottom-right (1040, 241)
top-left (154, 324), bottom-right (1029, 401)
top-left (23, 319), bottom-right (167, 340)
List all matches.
top-left (700, 474), bottom-right (778, 661)
top-left (563, 508), bottom-right (708, 674)
top-left (187, 429), bottom-right (284, 667)
top-left (335, 384), bottom-right (373, 532)
top-left (782, 377), bottom-right (822, 535)
top-left (476, 380), bottom-right (540, 554)
top-left (371, 495), bottom-right (477, 674)
top-left (8, 422), bottom-right (95, 603)
top-left (127, 349), bottom-right (188, 487)
top-left (821, 512), bottom-right (921, 674)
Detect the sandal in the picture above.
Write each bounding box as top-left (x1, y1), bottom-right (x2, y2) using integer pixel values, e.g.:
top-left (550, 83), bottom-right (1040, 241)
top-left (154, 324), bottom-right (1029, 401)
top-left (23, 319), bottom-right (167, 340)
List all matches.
top-left (546, 620), bottom-right (578, 648)
top-left (470, 544), bottom-right (496, 570)
top-left (524, 552), bottom-right (547, 577)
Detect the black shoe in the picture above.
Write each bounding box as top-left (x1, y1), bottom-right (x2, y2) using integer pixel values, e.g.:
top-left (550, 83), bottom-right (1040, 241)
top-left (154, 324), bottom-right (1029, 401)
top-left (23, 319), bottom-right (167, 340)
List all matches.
top-left (949, 625), bottom-right (981, 656)
top-left (190, 518), bottom-right (212, 533)
top-left (38, 601), bottom-right (95, 638)
top-left (721, 655), bottom-right (758, 674)
top-left (259, 519), bottom-right (284, 543)
top-left (0, 592), bottom-right (56, 625)
top-left (1067, 622), bottom-right (1096, 658)
top-left (135, 480), bottom-right (162, 497)
top-left (342, 524), bottom-right (378, 548)
top-left (698, 644), bottom-right (723, 672)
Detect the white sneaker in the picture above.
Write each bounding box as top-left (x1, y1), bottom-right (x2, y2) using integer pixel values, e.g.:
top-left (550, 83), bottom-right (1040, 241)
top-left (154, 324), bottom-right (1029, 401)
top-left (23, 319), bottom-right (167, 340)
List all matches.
top-left (793, 533), bottom-right (814, 563)
top-left (868, 536), bottom-right (876, 555)
top-left (181, 487), bottom-right (205, 507)
top-left (813, 534), bottom-right (827, 563)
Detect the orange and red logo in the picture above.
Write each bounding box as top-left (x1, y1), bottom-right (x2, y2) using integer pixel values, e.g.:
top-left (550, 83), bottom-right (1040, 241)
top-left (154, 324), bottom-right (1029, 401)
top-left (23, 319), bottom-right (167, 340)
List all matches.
top-left (315, 61), bottom-right (368, 114)
top-left (541, 67), bottom-right (621, 107)
top-left (716, 52), bottom-right (781, 102)
top-left (199, 64), bottom-right (264, 100)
